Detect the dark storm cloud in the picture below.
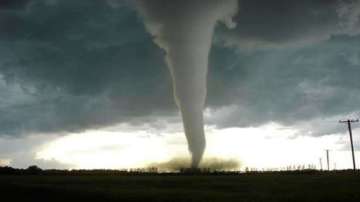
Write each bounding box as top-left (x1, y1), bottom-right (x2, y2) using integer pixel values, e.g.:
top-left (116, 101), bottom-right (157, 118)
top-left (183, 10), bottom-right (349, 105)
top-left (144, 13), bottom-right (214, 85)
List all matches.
top-left (0, 0), bottom-right (30, 10)
top-left (0, 0), bottom-right (359, 137)
top-left (208, 35), bottom-right (360, 135)
top-left (0, 1), bottom-right (175, 136)
top-left (218, 0), bottom-right (360, 49)
top-left (208, 0), bottom-right (360, 134)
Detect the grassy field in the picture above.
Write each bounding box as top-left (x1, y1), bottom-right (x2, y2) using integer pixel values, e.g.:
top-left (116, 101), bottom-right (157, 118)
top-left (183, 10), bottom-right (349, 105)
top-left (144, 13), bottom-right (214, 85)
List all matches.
top-left (1, 171), bottom-right (360, 202)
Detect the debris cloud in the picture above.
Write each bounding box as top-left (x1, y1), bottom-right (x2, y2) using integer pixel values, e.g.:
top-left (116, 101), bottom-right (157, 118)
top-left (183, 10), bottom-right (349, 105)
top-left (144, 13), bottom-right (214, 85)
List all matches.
top-left (149, 157), bottom-right (241, 172)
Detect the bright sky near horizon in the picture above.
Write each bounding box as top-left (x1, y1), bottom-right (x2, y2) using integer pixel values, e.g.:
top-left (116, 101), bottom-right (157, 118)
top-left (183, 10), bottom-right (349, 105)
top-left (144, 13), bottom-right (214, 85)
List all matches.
top-left (32, 123), bottom-right (360, 170)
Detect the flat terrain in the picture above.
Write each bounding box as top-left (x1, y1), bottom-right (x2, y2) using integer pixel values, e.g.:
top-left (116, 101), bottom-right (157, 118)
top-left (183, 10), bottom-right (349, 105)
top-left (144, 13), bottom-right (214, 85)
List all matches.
top-left (1, 171), bottom-right (360, 202)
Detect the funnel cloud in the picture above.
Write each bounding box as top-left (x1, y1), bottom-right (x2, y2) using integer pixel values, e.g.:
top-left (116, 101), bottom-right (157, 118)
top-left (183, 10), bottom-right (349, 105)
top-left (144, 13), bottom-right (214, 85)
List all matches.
top-left (136, 0), bottom-right (238, 168)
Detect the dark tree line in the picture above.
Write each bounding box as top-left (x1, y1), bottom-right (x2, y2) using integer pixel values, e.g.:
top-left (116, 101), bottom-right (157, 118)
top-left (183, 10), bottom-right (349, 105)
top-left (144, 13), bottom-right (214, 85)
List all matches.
top-left (1, 165), bottom-right (357, 176)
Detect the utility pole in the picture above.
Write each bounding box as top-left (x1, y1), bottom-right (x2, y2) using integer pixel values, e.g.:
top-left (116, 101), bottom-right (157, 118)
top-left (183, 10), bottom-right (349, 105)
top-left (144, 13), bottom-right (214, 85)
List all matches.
top-left (339, 119), bottom-right (359, 171)
top-left (326, 149), bottom-right (330, 171)
top-left (319, 158), bottom-right (323, 171)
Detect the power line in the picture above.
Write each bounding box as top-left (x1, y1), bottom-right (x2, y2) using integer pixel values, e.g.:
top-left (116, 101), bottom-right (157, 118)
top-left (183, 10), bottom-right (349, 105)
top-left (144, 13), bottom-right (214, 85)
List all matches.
top-left (339, 119), bottom-right (359, 171)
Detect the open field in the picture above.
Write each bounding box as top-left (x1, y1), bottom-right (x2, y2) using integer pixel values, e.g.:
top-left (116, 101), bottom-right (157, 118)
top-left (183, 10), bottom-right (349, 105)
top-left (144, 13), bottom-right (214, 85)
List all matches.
top-left (1, 171), bottom-right (360, 202)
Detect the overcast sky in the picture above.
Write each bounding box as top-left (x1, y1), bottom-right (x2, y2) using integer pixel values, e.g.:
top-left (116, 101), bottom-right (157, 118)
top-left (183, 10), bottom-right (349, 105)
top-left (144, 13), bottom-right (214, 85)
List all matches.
top-left (0, 0), bottom-right (360, 169)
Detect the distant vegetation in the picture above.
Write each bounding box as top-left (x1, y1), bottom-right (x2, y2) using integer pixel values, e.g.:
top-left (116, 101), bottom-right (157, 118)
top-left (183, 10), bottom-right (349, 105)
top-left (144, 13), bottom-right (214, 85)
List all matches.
top-left (0, 165), bottom-right (356, 176)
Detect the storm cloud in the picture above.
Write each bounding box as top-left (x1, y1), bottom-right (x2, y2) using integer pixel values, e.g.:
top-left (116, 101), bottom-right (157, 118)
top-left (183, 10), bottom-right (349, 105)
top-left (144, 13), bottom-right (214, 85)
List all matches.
top-left (0, 0), bottom-right (359, 137)
top-left (217, 0), bottom-right (360, 49)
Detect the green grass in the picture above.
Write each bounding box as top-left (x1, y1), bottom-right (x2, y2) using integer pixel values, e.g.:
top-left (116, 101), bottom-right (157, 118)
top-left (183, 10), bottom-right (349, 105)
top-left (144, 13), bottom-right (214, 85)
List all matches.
top-left (1, 172), bottom-right (360, 202)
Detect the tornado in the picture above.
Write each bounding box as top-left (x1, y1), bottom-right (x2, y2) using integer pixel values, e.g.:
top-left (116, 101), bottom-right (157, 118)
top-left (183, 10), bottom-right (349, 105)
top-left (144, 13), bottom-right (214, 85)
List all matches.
top-left (136, 0), bottom-right (238, 168)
